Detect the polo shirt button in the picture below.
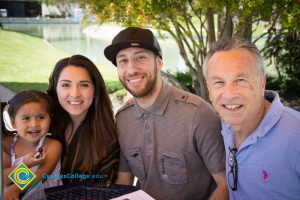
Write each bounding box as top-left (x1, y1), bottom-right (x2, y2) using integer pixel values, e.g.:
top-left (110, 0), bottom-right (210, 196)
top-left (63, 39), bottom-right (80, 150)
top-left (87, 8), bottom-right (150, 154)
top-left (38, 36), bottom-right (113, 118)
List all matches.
top-left (162, 173), bottom-right (168, 179)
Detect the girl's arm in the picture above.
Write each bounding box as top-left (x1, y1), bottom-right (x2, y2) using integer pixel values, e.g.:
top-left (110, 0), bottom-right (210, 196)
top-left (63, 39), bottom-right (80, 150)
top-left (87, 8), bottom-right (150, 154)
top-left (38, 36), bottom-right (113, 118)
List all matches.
top-left (2, 146), bottom-right (46, 185)
top-left (2, 149), bottom-right (14, 185)
top-left (4, 138), bottom-right (62, 199)
top-left (2, 136), bottom-right (16, 185)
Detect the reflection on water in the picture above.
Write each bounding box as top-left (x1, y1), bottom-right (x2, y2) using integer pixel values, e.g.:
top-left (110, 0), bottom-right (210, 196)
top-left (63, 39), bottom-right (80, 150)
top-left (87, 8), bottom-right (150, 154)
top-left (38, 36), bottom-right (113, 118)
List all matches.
top-left (2, 23), bottom-right (186, 72)
top-left (3, 24), bottom-right (82, 40)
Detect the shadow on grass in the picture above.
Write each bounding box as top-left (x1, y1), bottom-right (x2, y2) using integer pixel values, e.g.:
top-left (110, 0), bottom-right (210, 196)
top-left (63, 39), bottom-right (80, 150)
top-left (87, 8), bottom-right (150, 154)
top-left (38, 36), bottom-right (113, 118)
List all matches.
top-left (0, 82), bottom-right (48, 93)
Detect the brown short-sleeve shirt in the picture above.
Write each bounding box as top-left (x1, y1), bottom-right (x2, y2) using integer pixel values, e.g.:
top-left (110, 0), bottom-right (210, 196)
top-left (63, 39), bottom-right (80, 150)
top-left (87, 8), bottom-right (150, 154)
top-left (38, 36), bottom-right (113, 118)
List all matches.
top-left (116, 82), bottom-right (225, 200)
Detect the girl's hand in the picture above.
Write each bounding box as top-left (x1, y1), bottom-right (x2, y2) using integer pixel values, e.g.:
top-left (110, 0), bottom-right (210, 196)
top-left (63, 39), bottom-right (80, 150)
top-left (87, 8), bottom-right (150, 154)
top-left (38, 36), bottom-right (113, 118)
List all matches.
top-left (24, 148), bottom-right (47, 168)
top-left (4, 185), bottom-right (20, 200)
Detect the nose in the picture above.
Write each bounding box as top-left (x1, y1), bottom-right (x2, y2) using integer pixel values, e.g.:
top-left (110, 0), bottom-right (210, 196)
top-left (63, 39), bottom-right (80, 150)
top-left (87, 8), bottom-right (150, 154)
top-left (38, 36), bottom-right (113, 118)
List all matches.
top-left (70, 85), bottom-right (80, 98)
top-left (222, 83), bottom-right (238, 98)
top-left (127, 60), bottom-right (138, 74)
top-left (29, 118), bottom-right (39, 127)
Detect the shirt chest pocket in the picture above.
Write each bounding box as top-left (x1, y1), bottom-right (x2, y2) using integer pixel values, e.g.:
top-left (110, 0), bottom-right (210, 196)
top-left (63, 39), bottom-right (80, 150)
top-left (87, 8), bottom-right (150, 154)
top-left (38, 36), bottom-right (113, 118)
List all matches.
top-left (159, 153), bottom-right (187, 184)
top-left (125, 148), bottom-right (146, 181)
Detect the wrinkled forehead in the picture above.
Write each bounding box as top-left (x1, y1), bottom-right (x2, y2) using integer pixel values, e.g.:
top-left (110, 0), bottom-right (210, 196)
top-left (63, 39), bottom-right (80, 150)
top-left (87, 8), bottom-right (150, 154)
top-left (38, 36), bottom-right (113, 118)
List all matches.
top-left (207, 49), bottom-right (259, 75)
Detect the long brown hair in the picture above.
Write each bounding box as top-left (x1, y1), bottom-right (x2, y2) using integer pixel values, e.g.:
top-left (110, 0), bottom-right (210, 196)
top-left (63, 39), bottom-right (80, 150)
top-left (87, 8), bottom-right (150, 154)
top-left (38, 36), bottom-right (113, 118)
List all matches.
top-left (47, 55), bottom-right (117, 172)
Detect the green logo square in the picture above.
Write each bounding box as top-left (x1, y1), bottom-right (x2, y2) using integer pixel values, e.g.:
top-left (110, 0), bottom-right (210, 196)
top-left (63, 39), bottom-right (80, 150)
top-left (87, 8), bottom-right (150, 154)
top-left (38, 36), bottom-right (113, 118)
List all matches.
top-left (8, 162), bottom-right (36, 190)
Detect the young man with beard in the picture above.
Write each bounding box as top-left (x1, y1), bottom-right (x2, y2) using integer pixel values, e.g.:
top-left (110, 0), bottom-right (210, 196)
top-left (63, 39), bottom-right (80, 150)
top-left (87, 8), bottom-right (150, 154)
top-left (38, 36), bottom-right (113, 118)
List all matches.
top-left (204, 37), bottom-right (300, 199)
top-left (104, 27), bottom-right (228, 200)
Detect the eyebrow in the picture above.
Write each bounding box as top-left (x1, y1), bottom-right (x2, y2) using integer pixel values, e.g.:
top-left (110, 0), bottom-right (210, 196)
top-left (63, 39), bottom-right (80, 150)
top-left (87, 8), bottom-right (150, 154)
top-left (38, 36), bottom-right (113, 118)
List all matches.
top-left (235, 73), bottom-right (249, 79)
top-left (58, 80), bottom-right (92, 83)
top-left (209, 73), bottom-right (249, 80)
top-left (59, 80), bottom-right (71, 82)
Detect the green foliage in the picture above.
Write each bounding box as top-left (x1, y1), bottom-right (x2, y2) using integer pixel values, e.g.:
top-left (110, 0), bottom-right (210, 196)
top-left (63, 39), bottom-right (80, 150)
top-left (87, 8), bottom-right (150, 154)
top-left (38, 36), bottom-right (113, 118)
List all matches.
top-left (168, 71), bottom-right (194, 93)
top-left (264, 32), bottom-right (300, 99)
top-left (105, 80), bottom-right (123, 93)
top-left (266, 75), bottom-right (281, 91)
top-left (113, 88), bottom-right (128, 102)
top-left (78, 0), bottom-right (300, 100)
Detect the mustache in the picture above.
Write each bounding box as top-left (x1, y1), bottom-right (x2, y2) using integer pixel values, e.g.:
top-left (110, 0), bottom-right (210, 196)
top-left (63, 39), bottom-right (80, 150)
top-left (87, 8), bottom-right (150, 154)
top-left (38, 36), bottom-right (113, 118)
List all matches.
top-left (126, 72), bottom-right (146, 78)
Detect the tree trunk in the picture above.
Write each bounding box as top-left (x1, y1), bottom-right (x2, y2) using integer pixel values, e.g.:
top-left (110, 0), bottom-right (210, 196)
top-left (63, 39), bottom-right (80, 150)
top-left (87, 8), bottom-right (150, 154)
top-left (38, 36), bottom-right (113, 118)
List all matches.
top-left (206, 7), bottom-right (216, 49)
top-left (218, 8), bottom-right (233, 40)
top-left (191, 66), bottom-right (208, 101)
top-left (238, 15), bottom-right (252, 41)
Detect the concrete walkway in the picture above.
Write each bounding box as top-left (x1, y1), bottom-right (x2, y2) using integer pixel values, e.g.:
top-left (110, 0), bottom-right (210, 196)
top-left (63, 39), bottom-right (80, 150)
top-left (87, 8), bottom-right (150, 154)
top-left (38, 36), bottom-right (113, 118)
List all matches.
top-left (0, 84), bottom-right (15, 102)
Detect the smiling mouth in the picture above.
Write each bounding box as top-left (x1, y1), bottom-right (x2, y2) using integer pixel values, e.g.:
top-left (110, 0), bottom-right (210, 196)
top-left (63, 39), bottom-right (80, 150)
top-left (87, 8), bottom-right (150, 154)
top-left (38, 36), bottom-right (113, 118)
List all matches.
top-left (127, 75), bottom-right (145, 83)
top-left (223, 104), bottom-right (243, 110)
top-left (68, 101), bottom-right (82, 105)
top-left (28, 130), bottom-right (40, 135)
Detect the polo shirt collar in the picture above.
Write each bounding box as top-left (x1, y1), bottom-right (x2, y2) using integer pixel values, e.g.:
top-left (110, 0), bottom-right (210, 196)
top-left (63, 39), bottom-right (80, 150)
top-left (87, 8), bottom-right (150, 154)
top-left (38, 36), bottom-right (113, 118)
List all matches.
top-left (253, 90), bottom-right (284, 137)
top-left (133, 81), bottom-right (170, 118)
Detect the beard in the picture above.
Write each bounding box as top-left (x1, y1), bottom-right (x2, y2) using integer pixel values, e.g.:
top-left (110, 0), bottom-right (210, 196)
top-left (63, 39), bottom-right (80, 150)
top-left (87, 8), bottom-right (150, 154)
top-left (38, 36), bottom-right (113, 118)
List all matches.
top-left (119, 64), bottom-right (158, 98)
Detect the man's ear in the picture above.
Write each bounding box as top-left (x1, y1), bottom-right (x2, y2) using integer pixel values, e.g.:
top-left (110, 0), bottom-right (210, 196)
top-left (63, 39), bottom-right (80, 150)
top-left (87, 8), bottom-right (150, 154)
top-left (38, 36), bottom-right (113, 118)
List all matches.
top-left (156, 56), bottom-right (163, 70)
top-left (261, 75), bottom-right (266, 96)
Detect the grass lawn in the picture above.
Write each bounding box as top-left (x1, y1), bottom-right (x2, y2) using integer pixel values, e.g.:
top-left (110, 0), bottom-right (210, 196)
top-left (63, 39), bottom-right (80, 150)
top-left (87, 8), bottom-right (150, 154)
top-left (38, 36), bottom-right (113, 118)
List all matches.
top-left (0, 29), bottom-right (120, 92)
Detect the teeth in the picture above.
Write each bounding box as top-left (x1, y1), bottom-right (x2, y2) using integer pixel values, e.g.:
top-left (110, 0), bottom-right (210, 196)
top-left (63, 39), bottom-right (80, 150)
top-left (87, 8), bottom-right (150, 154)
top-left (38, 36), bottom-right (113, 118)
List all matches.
top-left (128, 78), bottom-right (142, 83)
top-left (29, 131), bottom-right (39, 134)
top-left (224, 104), bottom-right (241, 110)
top-left (69, 101), bottom-right (81, 105)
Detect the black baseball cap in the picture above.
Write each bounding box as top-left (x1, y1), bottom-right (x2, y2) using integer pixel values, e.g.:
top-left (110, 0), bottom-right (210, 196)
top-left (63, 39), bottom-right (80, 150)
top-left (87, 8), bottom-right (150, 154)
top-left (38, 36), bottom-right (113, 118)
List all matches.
top-left (104, 27), bottom-right (162, 66)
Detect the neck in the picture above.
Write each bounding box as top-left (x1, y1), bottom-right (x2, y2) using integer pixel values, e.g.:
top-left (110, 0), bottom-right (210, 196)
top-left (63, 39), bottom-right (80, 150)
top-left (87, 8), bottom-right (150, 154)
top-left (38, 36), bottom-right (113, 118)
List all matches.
top-left (66, 114), bottom-right (85, 145)
top-left (136, 78), bottom-right (163, 109)
top-left (234, 99), bottom-right (270, 148)
top-left (70, 111), bottom-right (87, 129)
top-left (18, 136), bottom-right (38, 147)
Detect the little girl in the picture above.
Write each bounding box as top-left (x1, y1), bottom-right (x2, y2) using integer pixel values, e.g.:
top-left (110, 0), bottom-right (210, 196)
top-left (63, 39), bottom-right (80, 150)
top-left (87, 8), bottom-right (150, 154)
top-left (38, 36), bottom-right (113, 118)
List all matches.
top-left (2, 89), bottom-right (62, 199)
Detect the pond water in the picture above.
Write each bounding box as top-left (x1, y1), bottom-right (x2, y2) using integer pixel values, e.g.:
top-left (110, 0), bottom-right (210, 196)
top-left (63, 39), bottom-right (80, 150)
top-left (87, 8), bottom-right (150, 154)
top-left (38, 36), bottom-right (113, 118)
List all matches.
top-left (2, 23), bottom-right (186, 72)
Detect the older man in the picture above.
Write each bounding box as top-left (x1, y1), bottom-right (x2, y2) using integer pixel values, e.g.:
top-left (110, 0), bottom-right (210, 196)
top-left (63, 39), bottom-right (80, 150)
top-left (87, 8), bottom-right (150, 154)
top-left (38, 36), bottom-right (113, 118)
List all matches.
top-left (104, 27), bottom-right (228, 200)
top-left (204, 37), bottom-right (300, 200)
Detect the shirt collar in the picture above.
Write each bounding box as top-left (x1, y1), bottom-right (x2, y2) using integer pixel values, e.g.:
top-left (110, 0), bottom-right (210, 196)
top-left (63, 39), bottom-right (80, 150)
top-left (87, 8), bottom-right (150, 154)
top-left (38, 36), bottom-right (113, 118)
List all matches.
top-left (133, 81), bottom-right (170, 118)
top-left (254, 90), bottom-right (284, 137)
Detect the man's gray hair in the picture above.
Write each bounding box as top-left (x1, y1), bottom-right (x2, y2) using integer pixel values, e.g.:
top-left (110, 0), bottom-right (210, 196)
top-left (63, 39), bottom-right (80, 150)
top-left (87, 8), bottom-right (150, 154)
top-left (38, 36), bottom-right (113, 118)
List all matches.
top-left (203, 37), bottom-right (265, 79)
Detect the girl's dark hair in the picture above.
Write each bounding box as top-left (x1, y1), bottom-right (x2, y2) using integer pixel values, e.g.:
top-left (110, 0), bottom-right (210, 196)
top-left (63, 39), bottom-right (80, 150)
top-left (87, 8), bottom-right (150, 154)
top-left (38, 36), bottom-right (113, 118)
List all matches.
top-left (8, 89), bottom-right (53, 121)
top-left (1, 90), bottom-right (53, 154)
top-left (47, 54), bottom-right (117, 172)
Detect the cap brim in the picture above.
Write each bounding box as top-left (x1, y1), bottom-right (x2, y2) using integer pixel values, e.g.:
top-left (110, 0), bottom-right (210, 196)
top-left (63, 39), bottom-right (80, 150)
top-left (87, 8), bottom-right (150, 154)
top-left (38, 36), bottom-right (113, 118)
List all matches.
top-left (104, 41), bottom-right (160, 66)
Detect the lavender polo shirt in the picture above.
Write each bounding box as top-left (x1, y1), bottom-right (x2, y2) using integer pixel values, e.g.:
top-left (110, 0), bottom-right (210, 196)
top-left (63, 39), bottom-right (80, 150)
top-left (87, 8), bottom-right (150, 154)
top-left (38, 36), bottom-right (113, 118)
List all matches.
top-left (222, 90), bottom-right (300, 200)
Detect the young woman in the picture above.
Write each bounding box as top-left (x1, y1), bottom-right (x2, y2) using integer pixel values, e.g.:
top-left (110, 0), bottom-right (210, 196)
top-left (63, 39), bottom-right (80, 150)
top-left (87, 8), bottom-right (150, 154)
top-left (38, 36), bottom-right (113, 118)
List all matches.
top-left (2, 90), bottom-right (62, 199)
top-left (47, 54), bottom-right (119, 184)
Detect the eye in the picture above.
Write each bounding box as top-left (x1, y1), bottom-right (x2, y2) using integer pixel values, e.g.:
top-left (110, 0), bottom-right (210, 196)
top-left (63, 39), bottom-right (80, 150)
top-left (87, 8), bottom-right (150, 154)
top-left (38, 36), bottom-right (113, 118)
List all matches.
top-left (212, 81), bottom-right (224, 86)
top-left (21, 116), bottom-right (30, 121)
top-left (60, 82), bottom-right (70, 88)
top-left (117, 58), bottom-right (128, 65)
top-left (137, 55), bottom-right (146, 60)
top-left (235, 78), bottom-right (248, 86)
top-left (80, 82), bottom-right (91, 88)
top-left (36, 115), bottom-right (48, 120)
